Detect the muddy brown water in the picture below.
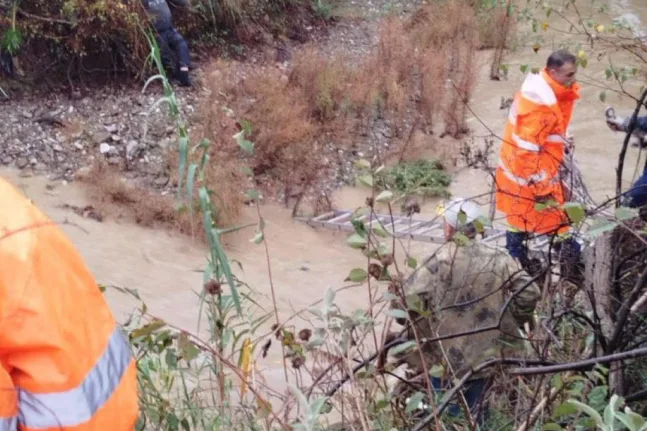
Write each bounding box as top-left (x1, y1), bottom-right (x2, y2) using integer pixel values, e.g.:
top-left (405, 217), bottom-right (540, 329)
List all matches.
top-left (2, 0), bottom-right (647, 415)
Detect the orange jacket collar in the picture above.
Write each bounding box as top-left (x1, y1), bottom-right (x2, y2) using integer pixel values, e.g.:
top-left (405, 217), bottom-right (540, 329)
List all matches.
top-left (541, 68), bottom-right (580, 101)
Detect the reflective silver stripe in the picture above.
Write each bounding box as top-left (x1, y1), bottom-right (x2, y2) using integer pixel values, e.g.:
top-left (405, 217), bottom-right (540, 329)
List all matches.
top-left (0, 416), bottom-right (17, 431)
top-left (18, 326), bottom-right (132, 429)
top-left (498, 158), bottom-right (549, 186)
top-left (512, 133), bottom-right (541, 152)
top-left (546, 134), bottom-right (566, 143)
top-left (508, 100), bottom-right (518, 125)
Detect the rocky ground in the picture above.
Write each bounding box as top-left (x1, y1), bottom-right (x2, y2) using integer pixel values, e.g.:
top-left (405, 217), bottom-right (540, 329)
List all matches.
top-left (0, 0), bottom-right (427, 200)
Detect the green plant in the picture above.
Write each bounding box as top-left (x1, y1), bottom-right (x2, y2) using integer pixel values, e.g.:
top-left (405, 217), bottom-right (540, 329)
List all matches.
top-left (383, 159), bottom-right (451, 199)
top-left (131, 30), bottom-right (283, 431)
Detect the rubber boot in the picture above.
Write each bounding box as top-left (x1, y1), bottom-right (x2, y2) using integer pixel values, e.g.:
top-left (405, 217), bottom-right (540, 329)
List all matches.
top-left (506, 231), bottom-right (547, 288)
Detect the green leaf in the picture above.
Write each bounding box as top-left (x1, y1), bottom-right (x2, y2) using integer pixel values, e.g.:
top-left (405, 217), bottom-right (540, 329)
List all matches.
top-left (453, 232), bottom-right (470, 246)
top-left (376, 190), bottom-right (394, 202)
top-left (247, 189), bottom-right (261, 201)
top-left (250, 231), bottom-right (264, 244)
top-left (372, 226), bottom-right (388, 237)
top-left (385, 309), bottom-right (407, 319)
top-left (535, 199), bottom-right (558, 211)
top-left (176, 135), bottom-right (189, 198)
top-left (428, 365), bottom-right (444, 378)
top-left (565, 399), bottom-right (605, 427)
top-left (130, 319), bottom-right (166, 339)
top-left (324, 286), bottom-right (336, 309)
top-left (178, 332), bottom-right (200, 361)
top-left (586, 219), bottom-right (618, 238)
top-left (563, 202), bottom-right (586, 224)
top-left (351, 219), bottom-right (367, 238)
top-left (405, 391), bottom-right (425, 414)
top-left (240, 166), bottom-right (254, 177)
top-left (346, 268), bottom-right (368, 282)
top-left (358, 174), bottom-right (374, 188)
top-left (553, 401), bottom-right (578, 418)
top-left (407, 256), bottom-right (418, 269)
top-left (599, 91), bottom-right (607, 103)
top-left (615, 206), bottom-right (639, 221)
top-left (618, 408), bottom-right (646, 430)
top-left (520, 64), bottom-right (529, 73)
top-left (346, 233), bottom-right (368, 249)
top-left (233, 130), bottom-right (254, 154)
top-left (289, 384), bottom-right (311, 415)
top-left (186, 163), bottom-right (197, 202)
top-left (389, 340), bottom-right (417, 356)
top-left (542, 424), bottom-right (563, 431)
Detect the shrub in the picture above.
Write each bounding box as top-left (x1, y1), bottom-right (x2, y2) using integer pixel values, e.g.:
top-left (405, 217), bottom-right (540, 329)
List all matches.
top-left (196, 0), bottom-right (481, 217)
top-left (385, 159), bottom-right (451, 198)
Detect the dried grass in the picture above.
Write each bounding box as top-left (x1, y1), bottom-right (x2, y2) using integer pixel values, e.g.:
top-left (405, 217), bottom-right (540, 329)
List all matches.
top-left (79, 160), bottom-right (198, 236)
top-left (194, 0), bottom-right (481, 219)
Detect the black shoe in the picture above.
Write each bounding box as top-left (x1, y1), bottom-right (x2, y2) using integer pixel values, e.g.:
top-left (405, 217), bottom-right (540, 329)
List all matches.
top-left (177, 70), bottom-right (192, 87)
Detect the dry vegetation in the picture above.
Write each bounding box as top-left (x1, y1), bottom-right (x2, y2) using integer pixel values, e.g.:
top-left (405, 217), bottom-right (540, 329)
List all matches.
top-left (74, 0), bottom-right (514, 234)
top-left (194, 0), bottom-right (498, 219)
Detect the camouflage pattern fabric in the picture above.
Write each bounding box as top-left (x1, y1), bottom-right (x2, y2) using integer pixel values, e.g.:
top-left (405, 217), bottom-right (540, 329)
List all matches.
top-left (390, 240), bottom-right (541, 381)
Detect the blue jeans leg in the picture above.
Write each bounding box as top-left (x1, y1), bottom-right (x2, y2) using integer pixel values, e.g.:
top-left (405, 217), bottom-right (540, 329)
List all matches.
top-left (625, 172), bottom-right (647, 208)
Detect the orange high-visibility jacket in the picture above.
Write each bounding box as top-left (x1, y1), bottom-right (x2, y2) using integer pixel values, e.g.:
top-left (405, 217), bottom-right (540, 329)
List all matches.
top-left (495, 68), bottom-right (581, 235)
top-left (0, 178), bottom-right (138, 430)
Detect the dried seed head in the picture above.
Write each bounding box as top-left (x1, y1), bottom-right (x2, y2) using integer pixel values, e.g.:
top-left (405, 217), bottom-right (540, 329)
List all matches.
top-left (368, 263), bottom-right (382, 280)
top-left (402, 197), bottom-right (421, 217)
top-left (204, 280), bottom-right (222, 295)
top-left (298, 328), bottom-right (312, 342)
top-left (271, 323), bottom-right (281, 339)
top-left (291, 356), bottom-right (305, 369)
top-left (261, 339), bottom-right (272, 359)
top-left (380, 254), bottom-right (394, 267)
top-left (365, 196), bottom-right (374, 207)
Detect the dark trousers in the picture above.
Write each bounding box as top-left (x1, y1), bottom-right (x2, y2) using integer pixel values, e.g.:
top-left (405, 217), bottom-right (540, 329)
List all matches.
top-left (506, 230), bottom-right (582, 284)
top-left (625, 172), bottom-right (647, 209)
top-left (431, 377), bottom-right (490, 427)
top-left (156, 27), bottom-right (191, 76)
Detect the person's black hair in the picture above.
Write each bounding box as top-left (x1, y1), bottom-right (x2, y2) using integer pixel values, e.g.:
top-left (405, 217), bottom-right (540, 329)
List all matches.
top-left (546, 49), bottom-right (577, 70)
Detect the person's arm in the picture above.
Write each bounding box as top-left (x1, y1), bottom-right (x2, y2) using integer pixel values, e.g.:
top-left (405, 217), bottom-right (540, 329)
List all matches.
top-left (606, 108), bottom-right (647, 134)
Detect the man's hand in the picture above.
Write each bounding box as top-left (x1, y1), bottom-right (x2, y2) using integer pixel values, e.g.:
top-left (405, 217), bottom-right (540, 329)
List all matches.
top-left (605, 106), bottom-right (627, 133)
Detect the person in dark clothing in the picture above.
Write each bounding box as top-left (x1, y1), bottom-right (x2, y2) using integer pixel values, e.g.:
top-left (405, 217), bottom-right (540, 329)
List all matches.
top-left (143, 0), bottom-right (192, 87)
top-left (606, 107), bottom-right (647, 208)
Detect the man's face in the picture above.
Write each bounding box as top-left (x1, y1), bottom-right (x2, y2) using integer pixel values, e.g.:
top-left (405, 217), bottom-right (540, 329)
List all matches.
top-left (548, 62), bottom-right (578, 88)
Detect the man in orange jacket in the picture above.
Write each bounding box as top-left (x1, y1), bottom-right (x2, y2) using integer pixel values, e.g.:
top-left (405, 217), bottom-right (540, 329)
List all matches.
top-left (495, 49), bottom-right (584, 285)
top-left (0, 177), bottom-right (139, 430)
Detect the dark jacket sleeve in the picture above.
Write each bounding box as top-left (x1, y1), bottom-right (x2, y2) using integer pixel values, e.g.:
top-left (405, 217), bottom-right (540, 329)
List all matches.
top-left (622, 116), bottom-right (647, 134)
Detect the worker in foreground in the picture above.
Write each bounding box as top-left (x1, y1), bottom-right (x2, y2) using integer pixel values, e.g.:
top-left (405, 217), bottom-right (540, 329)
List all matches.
top-left (495, 49), bottom-right (584, 285)
top-left (0, 177), bottom-right (139, 429)
top-left (390, 198), bottom-right (541, 426)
